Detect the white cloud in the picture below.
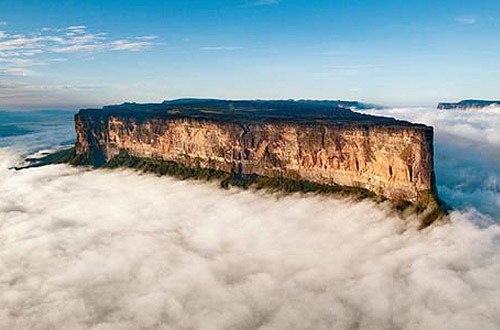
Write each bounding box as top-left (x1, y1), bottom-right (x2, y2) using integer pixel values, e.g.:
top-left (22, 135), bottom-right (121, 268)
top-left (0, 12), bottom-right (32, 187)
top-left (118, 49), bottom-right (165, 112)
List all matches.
top-left (51, 43), bottom-right (104, 53)
top-left (110, 40), bottom-right (152, 51)
top-left (51, 40), bottom-right (152, 53)
top-left (0, 105), bottom-right (500, 328)
top-left (0, 57), bottom-right (42, 66)
top-left (201, 46), bottom-right (241, 51)
top-left (65, 33), bottom-right (100, 44)
top-left (49, 58), bottom-right (68, 62)
top-left (457, 16), bottom-right (477, 25)
top-left (0, 146), bottom-right (499, 329)
top-left (0, 25), bottom-right (157, 76)
top-left (0, 66), bottom-right (33, 76)
top-left (0, 21), bottom-right (7, 26)
top-left (248, 0), bottom-right (281, 6)
top-left (136, 35), bottom-right (158, 41)
top-left (0, 36), bottom-right (42, 51)
top-left (363, 107), bottom-right (500, 216)
top-left (67, 25), bottom-right (87, 30)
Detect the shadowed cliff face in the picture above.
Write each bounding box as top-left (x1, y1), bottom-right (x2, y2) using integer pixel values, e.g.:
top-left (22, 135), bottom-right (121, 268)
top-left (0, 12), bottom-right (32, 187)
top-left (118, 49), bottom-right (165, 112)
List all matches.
top-left (74, 99), bottom-right (435, 203)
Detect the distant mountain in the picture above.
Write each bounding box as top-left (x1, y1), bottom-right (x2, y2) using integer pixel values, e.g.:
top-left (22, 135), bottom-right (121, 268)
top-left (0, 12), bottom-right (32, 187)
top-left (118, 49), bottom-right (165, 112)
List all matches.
top-left (437, 100), bottom-right (500, 110)
top-left (286, 99), bottom-right (383, 110)
top-left (161, 99), bottom-right (384, 110)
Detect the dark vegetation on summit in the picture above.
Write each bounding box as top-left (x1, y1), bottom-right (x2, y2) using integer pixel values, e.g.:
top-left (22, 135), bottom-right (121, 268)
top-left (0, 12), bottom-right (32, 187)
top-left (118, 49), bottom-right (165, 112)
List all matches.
top-left (437, 99), bottom-right (500, 110)
top-left (79, 99), bottom-right (419, 127)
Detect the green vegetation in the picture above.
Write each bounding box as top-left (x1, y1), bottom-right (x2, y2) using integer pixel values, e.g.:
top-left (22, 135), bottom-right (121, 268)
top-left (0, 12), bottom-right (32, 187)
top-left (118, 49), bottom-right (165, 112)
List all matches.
top-left (18, 146), bottom-right (108, 169)
top-left (24, 148), bottom-right (447, 227)
top-left (101, 150), bottom-right (378, 200)
top-left (104, 150), bottom-right (228, 181)
top-left (415, 190), bottom-right (450, 228)
top-left (14, 147), bottom-right (77, 169)
top-left (392, 190), bottom-right (448, 228)
top-left (83, 99), bottom-right (418, 127)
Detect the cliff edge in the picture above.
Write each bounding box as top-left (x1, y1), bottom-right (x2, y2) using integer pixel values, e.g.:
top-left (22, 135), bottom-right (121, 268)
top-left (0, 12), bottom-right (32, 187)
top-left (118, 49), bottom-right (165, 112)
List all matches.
top-left (438, 99), bottom-right (500, 110)
top-left (72, 99), bottom-right (438, 208)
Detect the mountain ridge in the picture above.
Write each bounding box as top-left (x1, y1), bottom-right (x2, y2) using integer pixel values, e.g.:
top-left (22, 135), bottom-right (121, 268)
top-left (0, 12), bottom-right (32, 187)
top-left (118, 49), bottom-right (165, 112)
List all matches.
top-left (437, 99), bottom-right (500, 110)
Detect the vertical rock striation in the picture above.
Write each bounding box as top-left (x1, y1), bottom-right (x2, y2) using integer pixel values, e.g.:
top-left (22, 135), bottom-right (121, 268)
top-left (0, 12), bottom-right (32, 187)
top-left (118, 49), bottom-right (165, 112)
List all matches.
top-left (74, 99), bottom-right (436, 203)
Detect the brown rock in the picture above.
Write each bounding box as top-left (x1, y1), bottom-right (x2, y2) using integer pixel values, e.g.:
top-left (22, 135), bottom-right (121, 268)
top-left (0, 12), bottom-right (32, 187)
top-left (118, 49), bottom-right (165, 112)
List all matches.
top-left (74, 100), bottom-right (436, 203)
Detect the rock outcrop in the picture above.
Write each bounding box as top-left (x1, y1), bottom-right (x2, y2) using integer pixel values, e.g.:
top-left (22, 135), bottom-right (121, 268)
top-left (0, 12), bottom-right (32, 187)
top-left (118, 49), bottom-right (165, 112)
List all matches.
top-left (438, 99), bottom-right (500, 110)
top-left (74, 99), bottom-right (436, 204)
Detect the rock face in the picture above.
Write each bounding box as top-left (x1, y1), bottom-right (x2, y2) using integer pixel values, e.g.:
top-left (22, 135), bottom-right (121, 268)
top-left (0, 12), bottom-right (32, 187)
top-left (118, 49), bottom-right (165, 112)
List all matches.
top-left (74, 99), bottom-right (436, 203)
top-left (438, 99), bottom-right (500, 110)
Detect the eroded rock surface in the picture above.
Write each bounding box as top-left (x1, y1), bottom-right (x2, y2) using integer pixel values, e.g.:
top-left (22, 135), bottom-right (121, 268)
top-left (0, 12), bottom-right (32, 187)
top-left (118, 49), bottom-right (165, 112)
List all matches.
top-left (75, 99), bottom-right (435, 202)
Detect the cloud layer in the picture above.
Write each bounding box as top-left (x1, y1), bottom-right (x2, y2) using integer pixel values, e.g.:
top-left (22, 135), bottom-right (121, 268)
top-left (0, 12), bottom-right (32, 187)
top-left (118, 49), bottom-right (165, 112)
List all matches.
top-left (0, 107), bottom-right (500, 329)
top-left (0, 155), bottom-right (500, 329)
top-left (0, 25), bottom-right (156, 76)
top-left (247, 0), bottom-right (281, 7)
top-left (0, 24), bottom-right (157, 108)
top-left (365, 107), bottom-right (500, 217)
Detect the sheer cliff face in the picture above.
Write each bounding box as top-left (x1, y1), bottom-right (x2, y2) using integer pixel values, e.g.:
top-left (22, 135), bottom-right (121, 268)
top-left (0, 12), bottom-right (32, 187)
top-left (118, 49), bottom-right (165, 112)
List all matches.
top-left (75, 111), bottom-right (434, 202)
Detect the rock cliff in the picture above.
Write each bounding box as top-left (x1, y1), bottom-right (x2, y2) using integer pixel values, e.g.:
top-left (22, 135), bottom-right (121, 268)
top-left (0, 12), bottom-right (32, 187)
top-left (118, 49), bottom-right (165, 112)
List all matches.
top-left (74, 99), bottom-right (436, 204)
top-left (438, 99), bottom-right (500, 110)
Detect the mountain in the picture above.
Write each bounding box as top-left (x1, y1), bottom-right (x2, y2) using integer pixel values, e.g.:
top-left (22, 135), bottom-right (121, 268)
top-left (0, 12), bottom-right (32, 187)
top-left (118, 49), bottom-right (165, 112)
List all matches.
top-left (437, 100), bottom-right (500, 110)
top-left (160, 98), bottom-right (383, 110)
top-left (69, 99), bottom-right (438, 207)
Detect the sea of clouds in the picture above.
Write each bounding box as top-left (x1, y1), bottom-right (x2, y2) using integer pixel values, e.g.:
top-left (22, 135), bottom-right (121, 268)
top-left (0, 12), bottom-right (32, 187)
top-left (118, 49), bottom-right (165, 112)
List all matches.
top-left (0, 107), bottom-right (499, 329)
top-left (365, 107), bottom-right (500, 217)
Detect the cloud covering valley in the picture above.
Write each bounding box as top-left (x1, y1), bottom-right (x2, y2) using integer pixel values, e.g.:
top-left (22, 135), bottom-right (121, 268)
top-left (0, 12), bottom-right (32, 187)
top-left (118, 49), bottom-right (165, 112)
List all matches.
top-left (0, 107), bottom-right (499, 329)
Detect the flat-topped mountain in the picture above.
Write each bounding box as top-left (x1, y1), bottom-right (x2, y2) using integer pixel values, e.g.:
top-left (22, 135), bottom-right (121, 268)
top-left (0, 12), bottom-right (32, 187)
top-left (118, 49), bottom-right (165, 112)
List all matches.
top-left (437, 99), bottom-right (500, 110)
top-left (85, 99), bottom-right (393, 125)
top-left (291, 99), bottom-right (383, 110)
top-left (72, 99), bottom-right (439, 219)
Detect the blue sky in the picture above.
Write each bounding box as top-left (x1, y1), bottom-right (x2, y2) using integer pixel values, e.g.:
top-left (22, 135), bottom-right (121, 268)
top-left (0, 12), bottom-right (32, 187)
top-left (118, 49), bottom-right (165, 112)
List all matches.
top-left (1, 0), bottom-right (500, 109)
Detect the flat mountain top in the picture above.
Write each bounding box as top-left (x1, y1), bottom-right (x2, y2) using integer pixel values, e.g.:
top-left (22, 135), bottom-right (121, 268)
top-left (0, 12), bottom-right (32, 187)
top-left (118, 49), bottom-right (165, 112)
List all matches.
top-left (79, 99), bottom-right (426, 128)
top-left (437, 99), bottom-right (500, 109)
